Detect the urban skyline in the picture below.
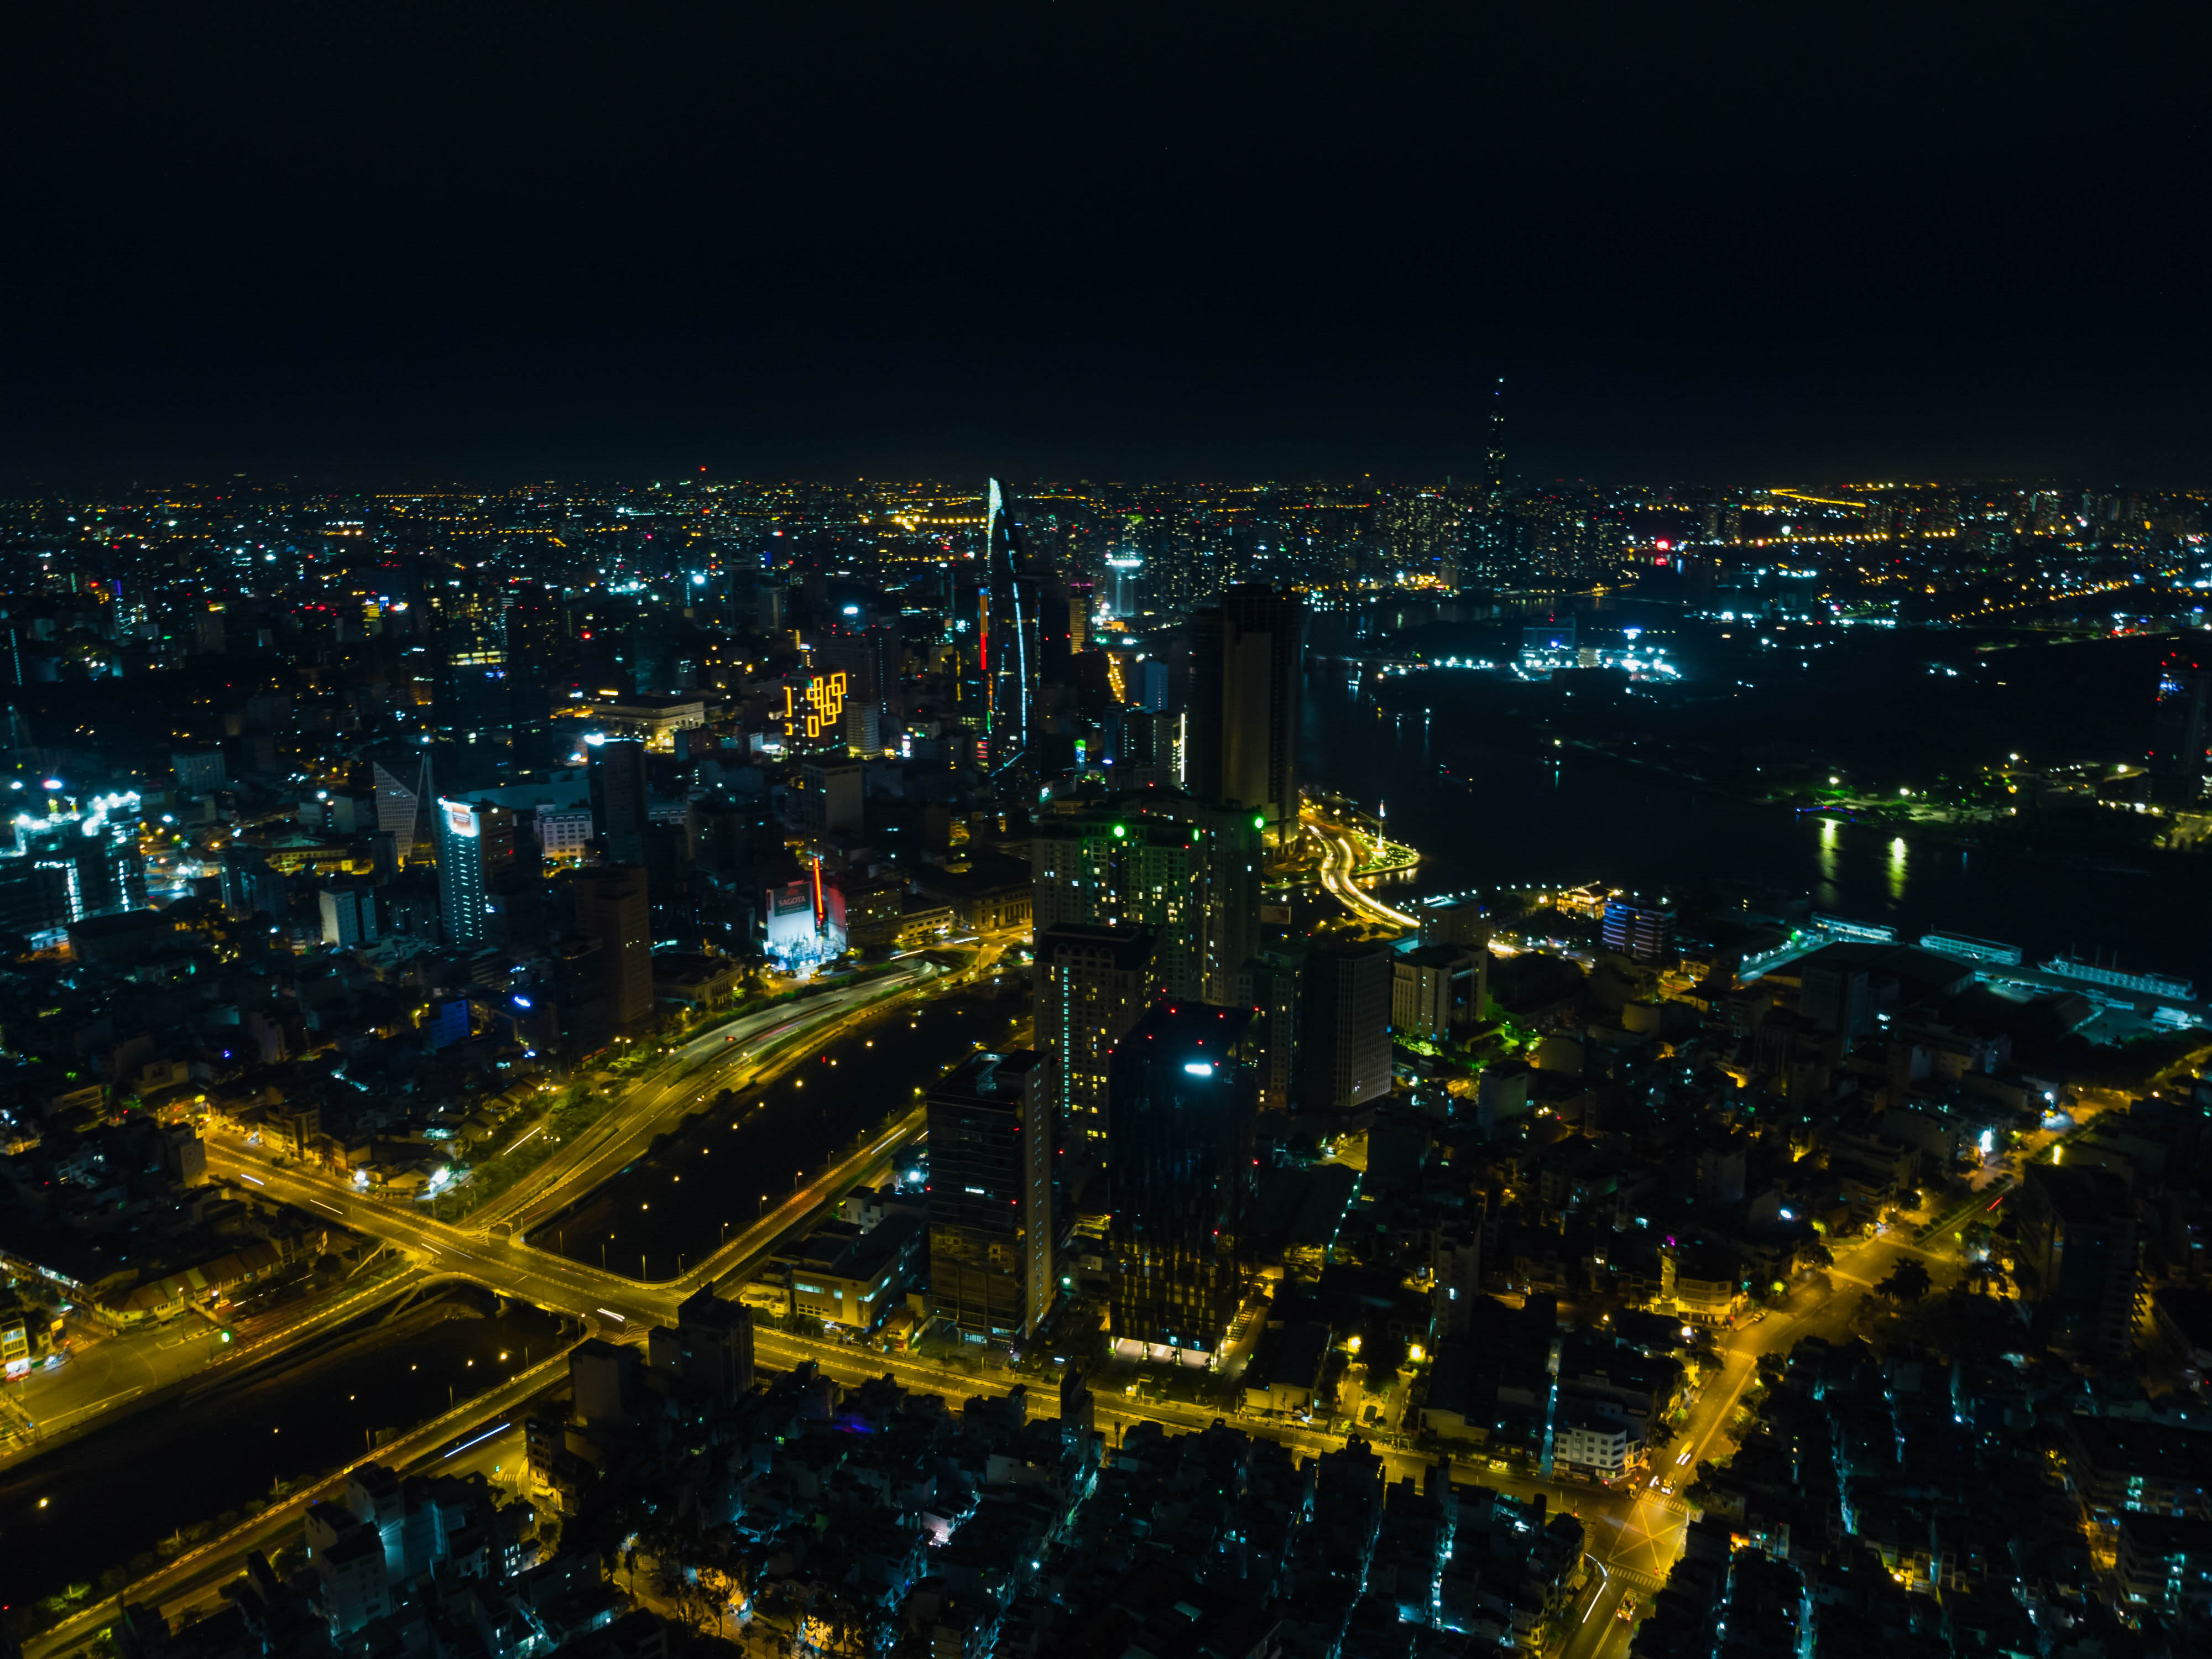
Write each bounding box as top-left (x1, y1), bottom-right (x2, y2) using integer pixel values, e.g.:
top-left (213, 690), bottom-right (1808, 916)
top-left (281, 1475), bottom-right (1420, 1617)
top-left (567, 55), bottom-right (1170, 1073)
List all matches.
top-left (7, 8), bottom-right (2212, 1659)
top-left (0, 460), bottom-right (2206, 1659)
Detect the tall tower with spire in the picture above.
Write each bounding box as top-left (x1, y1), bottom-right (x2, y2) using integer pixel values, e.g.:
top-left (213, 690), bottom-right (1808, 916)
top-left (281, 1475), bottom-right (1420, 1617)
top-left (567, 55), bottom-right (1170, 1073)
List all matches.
top-left (1475, 376), bottom-right (1509, 580)
top-left (1485, 375), bottom-right (1506, 512)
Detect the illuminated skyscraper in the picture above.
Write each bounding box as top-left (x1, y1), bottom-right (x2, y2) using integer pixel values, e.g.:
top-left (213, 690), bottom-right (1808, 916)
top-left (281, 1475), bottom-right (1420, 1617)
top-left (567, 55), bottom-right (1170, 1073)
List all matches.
top-left (979, 478), bottom-right (1070, 773)
top-left (1035, 922), bottom-right (1156, 1157)
top-left (434, 798), bottom-right (488, 948)
top-left (1601, 894), bottom-right (1677, 964)
top-left (1031, 803), bottom-right (1259, 1005)
top-left (1032, 815), bottom-right (1198, 994)
top-left (1105, 999), bottom-right (1259, 1358)
top-left (0, 789), bottom-right (148, 941)
top-left (1107, 555), bottom-right (1145, 618)
top-left (981, 478), bottom-right (1029, 761)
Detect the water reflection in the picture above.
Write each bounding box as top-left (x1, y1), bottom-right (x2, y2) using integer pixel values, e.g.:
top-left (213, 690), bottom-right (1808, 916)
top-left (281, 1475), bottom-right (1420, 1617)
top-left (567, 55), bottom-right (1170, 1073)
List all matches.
top-left (1888, 835), bottom-right (1908, 901)
top-left (1301, 664), bottom-right (2212, 987)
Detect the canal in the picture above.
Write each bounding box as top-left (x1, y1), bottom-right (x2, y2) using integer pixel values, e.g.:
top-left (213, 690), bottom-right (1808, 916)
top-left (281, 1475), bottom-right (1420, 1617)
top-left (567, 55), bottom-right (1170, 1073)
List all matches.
top-left (0, 1290), bottom-right (567, 1617)
top-left (530, 969), bottom-right (1030, 1277)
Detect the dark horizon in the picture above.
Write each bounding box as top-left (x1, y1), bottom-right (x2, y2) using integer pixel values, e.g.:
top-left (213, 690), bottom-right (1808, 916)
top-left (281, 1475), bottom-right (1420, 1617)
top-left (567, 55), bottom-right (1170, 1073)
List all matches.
top-left (7, 7), bottom-right (2210, 488)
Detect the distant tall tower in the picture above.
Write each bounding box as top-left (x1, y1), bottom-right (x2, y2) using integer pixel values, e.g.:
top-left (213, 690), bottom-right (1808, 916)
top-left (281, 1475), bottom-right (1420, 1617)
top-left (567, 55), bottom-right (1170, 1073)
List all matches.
top-left (2149, 646), bottom-right (2212, 792)
top-left (982, 478), bottom-right (1039, 768)
top-left (1477, 376), bottom-right (1509, 578)
top-left (1187, 585), bottom-right (1305, 845)
top-left (1486, 375), bottom-right (1506, 513)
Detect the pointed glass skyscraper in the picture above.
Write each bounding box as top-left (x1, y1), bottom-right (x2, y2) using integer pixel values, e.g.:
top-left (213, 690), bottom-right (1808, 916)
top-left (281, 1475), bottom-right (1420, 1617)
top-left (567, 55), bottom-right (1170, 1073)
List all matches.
top-left (981, 477), bottom-right (1057, 773)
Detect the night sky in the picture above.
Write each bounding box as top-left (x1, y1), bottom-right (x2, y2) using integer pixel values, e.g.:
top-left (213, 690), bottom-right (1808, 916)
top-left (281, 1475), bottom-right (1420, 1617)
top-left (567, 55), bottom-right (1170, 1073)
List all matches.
top-left (6, 5), bottom-right (2208, 487)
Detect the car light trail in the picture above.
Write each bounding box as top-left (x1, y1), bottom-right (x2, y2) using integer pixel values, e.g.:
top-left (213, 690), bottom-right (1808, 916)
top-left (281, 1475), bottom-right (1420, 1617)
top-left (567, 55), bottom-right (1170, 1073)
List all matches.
top-left (443, 1422), bottom-right (511, 1459)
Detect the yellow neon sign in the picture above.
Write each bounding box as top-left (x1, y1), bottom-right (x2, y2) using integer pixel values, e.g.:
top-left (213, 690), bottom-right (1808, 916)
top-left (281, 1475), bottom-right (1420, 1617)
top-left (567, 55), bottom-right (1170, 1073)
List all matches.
top-left (780, 671), bottom-right (849, 739)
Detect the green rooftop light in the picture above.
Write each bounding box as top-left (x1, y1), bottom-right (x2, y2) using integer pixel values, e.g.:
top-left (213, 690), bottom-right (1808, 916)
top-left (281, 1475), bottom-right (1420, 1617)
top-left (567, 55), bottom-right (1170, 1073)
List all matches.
top-left (1252, 815), bottom-right (1264, 830)
top-left (1112, 824), bottom-right (1126, 838)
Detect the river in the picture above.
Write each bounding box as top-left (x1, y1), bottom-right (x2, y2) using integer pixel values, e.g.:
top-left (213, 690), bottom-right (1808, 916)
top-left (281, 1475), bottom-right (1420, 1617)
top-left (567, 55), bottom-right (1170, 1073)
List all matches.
top-left (1301, 632), bottom-right (2212, 991)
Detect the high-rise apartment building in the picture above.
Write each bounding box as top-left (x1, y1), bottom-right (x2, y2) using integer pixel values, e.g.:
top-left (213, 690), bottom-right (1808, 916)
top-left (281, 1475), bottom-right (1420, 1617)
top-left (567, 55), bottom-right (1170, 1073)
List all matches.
top-left (588, 737), bottom-right (649, 865)
top-left (1183, 800), bottom-right (1263, 1004)
top-left (800, 759), bottom-right (864, 837)
top-left (926, 1048), bottom-right (1055, 1341)
top-left (1390, 943), bottom-right (1484, 1041)
top-left (1416, 893), bottom-right (1490, 951)
top-left (434, 799), bottom-right (488, 948)
top-left (1033, 814), bottom-right (1196, 995)
top-left (1136, 659), bottom-right (1171, 713)
top-left (2016, 1164), bottom-right (2138, 1366)
top-left (1031, 802), bottom-right (1261, 1006)
top-left (572, 865), bottom-right (651, 1034)
top-left (1187, 585), bottom-right (1304, 843)
top-left (1105, 1000), bottom-right (1259, 1358)
top-left (1235, 951), bottom-right (1301, 1112)
top-left (1035, 922), bottom-right (1156, 1159)
top-left (319, 883), bottom-right (379, 950)
top-left (1296, 942), bottom-right (1394, 1114)
top-left (667, 1288), bottom-right (754, 1404)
